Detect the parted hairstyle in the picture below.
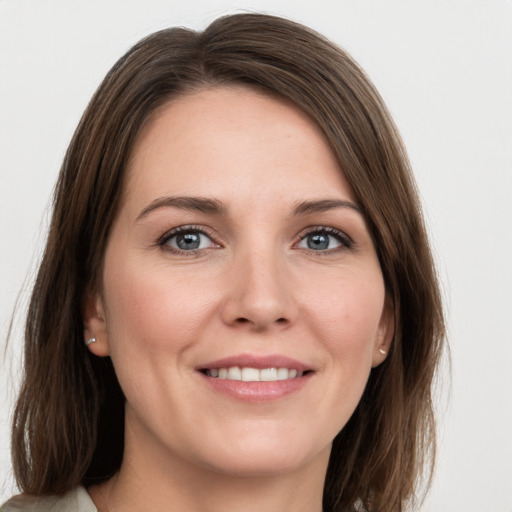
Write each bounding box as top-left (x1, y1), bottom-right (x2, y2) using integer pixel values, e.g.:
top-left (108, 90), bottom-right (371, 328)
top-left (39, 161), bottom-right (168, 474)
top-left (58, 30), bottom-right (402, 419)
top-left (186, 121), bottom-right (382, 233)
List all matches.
top-left (11, 12), bottom-right (444, 512)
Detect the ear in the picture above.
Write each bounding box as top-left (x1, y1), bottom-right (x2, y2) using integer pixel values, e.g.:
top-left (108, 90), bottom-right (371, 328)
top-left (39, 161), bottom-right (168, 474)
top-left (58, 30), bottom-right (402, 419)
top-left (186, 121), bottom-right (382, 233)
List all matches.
top-left (371, 295), bottom-right (395, 368)
top-left (82, 288), bottom-right (110, 357)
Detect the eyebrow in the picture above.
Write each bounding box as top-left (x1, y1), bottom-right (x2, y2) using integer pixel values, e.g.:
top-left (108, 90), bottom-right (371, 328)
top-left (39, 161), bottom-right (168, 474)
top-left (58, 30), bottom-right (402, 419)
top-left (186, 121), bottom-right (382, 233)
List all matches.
top-left (291, 199), bottom-right (362, 216)
top-left (136, 196), bottom-right (227, 221)
top-left (136, 196), bottom-right (361, 221)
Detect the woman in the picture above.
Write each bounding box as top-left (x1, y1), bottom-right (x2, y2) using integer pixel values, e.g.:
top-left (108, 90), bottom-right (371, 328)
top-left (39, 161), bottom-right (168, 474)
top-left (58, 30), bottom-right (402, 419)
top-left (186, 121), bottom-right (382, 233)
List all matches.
top-left (2, 13), bottom-right (444, 512)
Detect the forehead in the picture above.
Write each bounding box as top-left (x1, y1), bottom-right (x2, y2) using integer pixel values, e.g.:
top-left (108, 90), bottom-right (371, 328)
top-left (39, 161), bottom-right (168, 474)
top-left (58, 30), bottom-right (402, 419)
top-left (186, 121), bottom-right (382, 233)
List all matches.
top-left (123, 85), bottom-right (355, 210)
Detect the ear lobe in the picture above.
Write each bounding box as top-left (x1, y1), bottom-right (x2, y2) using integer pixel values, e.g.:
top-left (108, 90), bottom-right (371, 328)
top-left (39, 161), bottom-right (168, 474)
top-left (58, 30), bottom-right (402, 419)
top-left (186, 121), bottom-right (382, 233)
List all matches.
top-left (82, 290), bottom-right (110, 357)
top-left (372, 296), bottom-right (395, 368)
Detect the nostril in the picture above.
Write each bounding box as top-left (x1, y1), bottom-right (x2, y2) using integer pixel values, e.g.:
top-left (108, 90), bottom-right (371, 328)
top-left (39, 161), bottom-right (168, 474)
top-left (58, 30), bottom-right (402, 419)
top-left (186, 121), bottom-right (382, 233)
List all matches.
top-left (233, 316), bottom-right (288, 326)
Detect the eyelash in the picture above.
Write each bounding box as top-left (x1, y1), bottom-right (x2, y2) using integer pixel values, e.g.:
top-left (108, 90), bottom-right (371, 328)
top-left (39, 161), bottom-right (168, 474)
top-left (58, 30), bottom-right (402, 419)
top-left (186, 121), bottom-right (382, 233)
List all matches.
top-left (294, 226), bottom-right (353, 253)
top-left (157, 225), bottom-right (219, 256)
top-left (156, 225), bottom-right (353, 256)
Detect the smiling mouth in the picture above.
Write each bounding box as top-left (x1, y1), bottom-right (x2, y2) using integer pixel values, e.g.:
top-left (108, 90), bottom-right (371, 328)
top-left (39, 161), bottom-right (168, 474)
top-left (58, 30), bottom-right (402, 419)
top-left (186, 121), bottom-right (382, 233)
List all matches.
top-left (201, 367), bottom-right (310, 382)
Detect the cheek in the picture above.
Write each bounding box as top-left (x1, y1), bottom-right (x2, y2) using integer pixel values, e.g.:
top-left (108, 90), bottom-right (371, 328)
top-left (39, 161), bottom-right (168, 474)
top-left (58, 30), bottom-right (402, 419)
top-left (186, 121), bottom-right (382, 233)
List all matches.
top-left (101, 253), bottom-right (220, 362)
top-left (306, 271), bottom-right (385, 343)
top-left (299, 268), bottom-right (386, 384)
top-left (99, 254), bottom-right (225, 422)
top-left (288, 270), bottom-right (386, 444)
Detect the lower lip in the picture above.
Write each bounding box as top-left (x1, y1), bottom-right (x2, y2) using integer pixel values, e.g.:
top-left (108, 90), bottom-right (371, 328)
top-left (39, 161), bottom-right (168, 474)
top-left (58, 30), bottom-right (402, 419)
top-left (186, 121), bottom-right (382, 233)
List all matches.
top-left (199, 372), bottom-right (312, 402)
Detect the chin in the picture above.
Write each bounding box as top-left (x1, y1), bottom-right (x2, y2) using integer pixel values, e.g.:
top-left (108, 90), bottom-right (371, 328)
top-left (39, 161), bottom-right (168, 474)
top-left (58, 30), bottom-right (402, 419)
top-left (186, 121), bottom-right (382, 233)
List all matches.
top-left (203, 452), bottom-right (319, 478)
top-left (192, 430), bottom-right (332, 478)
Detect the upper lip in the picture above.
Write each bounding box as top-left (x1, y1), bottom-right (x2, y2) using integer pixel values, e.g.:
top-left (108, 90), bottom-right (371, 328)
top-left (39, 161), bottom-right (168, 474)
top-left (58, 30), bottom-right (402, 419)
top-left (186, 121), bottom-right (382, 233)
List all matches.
top-left (197, 353), bottom-right (312, 373)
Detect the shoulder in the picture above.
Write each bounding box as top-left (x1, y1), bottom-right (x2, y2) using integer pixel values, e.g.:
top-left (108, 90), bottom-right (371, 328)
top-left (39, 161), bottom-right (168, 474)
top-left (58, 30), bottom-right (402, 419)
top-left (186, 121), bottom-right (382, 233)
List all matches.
top-left (0, 486), bottom-right (97, 512)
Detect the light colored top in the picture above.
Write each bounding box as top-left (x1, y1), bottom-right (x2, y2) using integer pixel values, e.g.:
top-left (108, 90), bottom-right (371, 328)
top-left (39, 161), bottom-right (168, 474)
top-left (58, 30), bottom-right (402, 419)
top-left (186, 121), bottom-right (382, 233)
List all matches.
top-left (0, 486), bottom-right (97, 512)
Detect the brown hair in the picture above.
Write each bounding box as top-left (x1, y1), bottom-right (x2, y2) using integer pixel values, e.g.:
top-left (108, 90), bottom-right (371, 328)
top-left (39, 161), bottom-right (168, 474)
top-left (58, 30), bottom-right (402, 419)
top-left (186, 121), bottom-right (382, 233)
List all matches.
top-left (11, 13), bottom-right (444, 512)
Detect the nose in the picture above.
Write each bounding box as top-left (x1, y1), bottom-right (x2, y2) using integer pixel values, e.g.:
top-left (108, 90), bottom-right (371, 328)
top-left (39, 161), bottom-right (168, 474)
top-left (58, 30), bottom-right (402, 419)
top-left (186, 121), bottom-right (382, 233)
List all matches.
top-left (220, 247), bottom-right (298, 331)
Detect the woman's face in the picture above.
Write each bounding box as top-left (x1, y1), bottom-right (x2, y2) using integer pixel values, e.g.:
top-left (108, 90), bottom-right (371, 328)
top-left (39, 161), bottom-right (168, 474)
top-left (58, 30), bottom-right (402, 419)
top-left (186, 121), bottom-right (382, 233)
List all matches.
top-left (87, 86), bottom-right (392, 478)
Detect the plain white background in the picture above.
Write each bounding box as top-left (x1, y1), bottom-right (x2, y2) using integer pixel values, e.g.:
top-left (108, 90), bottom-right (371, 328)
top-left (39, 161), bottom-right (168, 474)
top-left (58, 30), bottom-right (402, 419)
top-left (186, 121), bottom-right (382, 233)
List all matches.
top-left (1, 1), bottom-right (511, 510)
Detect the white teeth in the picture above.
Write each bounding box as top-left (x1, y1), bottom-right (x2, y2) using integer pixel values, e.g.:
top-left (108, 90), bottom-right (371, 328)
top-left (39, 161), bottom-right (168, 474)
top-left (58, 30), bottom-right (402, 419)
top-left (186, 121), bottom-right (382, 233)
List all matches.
top-left (260, 368), bottom-right (278, 381)
top-left (277, 368), bottom-right (289, 380)
top-left (227, 367), bottom-right (242, 380)
top-left (206, 367), bottom-right (303, 382)
top-left (241, 367), bottom-right (260, 382)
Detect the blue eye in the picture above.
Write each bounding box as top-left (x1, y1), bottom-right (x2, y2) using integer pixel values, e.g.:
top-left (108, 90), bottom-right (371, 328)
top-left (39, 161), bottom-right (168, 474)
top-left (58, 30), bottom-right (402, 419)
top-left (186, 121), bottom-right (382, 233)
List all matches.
top-left (161, 228), bottom-right (216, 252)
top-left (297, 228), bottom-right (351, 251)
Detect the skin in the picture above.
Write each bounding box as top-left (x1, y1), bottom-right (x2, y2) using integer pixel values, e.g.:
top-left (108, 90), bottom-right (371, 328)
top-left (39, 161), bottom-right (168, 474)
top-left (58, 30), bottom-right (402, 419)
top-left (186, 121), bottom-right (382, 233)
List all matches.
top-left (84, 86), bottom-right (393, 512)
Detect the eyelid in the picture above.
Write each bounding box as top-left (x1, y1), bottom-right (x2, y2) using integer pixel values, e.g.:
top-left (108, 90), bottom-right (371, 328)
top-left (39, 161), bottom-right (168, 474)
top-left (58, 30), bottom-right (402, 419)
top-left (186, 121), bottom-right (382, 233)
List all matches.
top-left (157, 224), bottom-right (221, 253)
top-left (294, 226), bottom-right (354, 251)
top-left (156, 224), bottom-right (353, 255)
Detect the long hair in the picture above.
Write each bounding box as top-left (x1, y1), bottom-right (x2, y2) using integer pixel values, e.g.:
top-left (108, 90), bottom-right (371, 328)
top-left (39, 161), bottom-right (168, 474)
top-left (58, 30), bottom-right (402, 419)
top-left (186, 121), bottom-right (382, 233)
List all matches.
top-left (11, 13), bottom-right (444, 512)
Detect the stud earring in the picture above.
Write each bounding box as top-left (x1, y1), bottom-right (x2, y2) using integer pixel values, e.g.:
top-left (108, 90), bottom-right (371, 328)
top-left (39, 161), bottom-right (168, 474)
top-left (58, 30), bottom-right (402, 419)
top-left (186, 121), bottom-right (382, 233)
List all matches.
top-left (85, 337), bottom-right (97, 346)
top-left (379, 348), bottom-right (387, 356)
